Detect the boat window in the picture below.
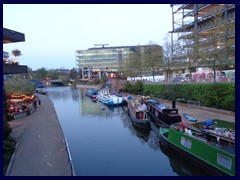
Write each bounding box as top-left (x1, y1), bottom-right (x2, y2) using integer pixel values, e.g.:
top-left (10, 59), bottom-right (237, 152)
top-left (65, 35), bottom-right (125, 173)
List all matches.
top-left (147, 105), bottom-right (150, 110)
top-left (170, 110), bottom-right (177, 114)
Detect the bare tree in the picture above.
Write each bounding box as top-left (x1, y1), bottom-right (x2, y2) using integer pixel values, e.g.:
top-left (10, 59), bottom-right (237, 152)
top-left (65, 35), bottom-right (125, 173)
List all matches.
top-left (122, 47), bottom-right (145, 80)
top-left (122, 52), bottom-right (137, 80)
top-left (162, 33), bottom-right (175, 81)
top-left (143, 41), bottom-right (163, 82)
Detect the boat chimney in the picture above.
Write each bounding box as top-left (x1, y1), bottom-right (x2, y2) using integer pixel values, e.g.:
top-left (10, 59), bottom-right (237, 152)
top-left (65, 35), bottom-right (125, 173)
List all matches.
top-left (172, 100), bottom-right (176, 109)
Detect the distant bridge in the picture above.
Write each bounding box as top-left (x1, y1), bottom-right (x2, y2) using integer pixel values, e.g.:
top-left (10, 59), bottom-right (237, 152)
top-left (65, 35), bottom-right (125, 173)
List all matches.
top-left (50, 79), bottom-right (64, 86)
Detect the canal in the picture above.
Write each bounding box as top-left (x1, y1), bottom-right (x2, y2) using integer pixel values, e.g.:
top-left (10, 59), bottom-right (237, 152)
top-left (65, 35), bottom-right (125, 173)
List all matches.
top-left (45, 86), bottom-right (210, 176)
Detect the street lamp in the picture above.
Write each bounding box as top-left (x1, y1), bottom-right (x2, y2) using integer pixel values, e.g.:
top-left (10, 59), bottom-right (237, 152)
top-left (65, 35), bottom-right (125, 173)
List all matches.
top-left (106, 66), bottom-right (108, 78)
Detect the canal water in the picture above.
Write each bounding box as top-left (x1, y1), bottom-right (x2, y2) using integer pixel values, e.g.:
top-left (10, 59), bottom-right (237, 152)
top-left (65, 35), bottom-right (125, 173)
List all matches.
top-left (45, 86), bottom-right (211, 176)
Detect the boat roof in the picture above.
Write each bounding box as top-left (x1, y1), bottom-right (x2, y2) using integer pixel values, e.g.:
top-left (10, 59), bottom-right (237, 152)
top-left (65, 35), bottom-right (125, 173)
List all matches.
top-left (146, 99), bottom-right (171, 109)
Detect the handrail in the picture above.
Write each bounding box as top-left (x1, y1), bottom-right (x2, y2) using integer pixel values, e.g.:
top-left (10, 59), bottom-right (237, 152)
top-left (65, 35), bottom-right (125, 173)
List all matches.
top-left (64, 137), bottom-right (76, 176)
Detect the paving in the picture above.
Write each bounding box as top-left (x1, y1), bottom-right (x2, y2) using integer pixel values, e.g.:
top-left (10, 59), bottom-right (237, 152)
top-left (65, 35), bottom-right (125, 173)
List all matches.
top-left (7, 93), bottom-right (72, 176)
top-left (160, 99), bottom-right (235, 124)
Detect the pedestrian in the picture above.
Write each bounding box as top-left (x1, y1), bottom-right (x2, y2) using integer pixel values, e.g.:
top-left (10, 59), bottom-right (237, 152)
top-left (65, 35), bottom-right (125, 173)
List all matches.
top-left (33, 100), bottom-right (37, 109)
top-left (206, 132), bottom-right (211, 144)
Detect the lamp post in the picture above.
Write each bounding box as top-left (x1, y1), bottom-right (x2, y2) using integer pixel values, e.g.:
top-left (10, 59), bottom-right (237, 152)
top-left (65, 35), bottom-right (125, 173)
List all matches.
top-left (105, 66), bottom-right (108, 78)
top-left (88, 66), bottom-right (90, 79)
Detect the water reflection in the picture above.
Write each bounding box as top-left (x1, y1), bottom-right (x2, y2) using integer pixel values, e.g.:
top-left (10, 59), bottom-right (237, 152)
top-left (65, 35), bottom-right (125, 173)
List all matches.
top-left (46, 87), bottom-right (70, 101)
top-left (159, 143), bottom-right (211, 176)
top-left (45, 87), bottom-right (212, 176)
top-left (70, 87), bottom-right (79, 102)
top-left (121, 110), bottom-right (151, 144)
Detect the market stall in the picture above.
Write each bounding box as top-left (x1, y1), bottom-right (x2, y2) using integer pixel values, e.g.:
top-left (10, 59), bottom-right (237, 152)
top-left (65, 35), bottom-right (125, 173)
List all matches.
top-left (7, 94), bottom-right (38, 120)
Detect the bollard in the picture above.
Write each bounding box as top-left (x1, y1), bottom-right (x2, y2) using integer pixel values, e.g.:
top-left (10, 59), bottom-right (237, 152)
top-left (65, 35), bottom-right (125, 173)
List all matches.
top-left (172, 100), bottom-right (176, 109)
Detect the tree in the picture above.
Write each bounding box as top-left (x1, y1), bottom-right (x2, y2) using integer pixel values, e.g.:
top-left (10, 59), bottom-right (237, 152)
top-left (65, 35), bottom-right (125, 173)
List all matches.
top-left (173, 30), bottom-right (198, 81)
top-left (69, 68), bottom-right (78, 80)
top-left (122, 48), bottom-right (143, 80)
top-left (122, 55), bottom-right (136, 80)
top-left (162, 34), bottom-right (176, 81)
top-left (47, 71), bottom-right (59, 80)
top-left (5, 79), bottom-right (36, 96)
top-left (35, 67), bottom-right (48, 80)
top-left (132, 47), bottom-right (145, 80)
top-left (143, 41), bottom-right (163, 82)
top-left (11, 49), bottom-right (22, 64)
top-left (26, 67), bottom-right (34, 80)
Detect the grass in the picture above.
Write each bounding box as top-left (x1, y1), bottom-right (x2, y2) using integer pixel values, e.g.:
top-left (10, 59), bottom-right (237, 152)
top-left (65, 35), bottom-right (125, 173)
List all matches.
top-left (193, 119), bottom-right (235, 130)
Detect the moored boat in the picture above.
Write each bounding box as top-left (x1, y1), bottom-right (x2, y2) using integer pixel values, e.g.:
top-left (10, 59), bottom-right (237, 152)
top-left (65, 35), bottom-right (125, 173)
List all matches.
top-left (97, 88), bottom-right (124, 105)
top-left (85, 88), bottom-right (99, 100)
top-left (144, 98), bottom-right (182, 127)
top-left (159, 122), bottom-right (235, 176)
top-left (127, 98), bottom-right (150, 128)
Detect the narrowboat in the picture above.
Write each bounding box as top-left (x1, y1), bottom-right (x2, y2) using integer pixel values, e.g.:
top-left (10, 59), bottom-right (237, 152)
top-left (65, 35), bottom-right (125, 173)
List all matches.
top-left (159, 122), bottom-right (235, 176)
top-left (127, 98), bottom-right (150, 128)
top-left (144, 98), bottom-right (182, 127)
top-left (85, 88), bottom-right (99, 100)
top-left (97, 88), bottom-right (124, 105)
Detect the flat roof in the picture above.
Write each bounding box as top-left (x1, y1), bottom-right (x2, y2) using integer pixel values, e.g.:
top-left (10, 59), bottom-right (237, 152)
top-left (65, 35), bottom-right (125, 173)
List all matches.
top-left (88, 45), bottom-right (161, 51)
top-left (3, 27), bottom-right (25, 44)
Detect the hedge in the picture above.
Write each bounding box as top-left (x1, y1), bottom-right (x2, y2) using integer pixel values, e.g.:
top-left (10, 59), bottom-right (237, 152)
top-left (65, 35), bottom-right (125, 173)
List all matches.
top-left (123, 81), bottom-right (235, 112)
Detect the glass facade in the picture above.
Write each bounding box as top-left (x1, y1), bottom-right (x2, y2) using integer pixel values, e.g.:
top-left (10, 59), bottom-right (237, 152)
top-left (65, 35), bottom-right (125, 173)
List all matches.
top-left (75, 46), bottom-right (146, 79)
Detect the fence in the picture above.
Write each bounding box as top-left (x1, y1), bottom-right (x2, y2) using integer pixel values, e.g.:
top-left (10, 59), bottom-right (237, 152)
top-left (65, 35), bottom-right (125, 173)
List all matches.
top-left (187, 100), bottom-right (201, 109)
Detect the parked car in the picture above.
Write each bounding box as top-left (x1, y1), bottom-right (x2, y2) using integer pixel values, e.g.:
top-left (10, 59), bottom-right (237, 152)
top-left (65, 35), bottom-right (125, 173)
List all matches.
top-left (172, 77), bottom-right (188, 83)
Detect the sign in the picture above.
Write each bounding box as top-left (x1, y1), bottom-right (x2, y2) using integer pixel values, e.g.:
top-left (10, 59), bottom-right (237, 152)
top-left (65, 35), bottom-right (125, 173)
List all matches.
top-left (181, 137), bottom-right (192, 149)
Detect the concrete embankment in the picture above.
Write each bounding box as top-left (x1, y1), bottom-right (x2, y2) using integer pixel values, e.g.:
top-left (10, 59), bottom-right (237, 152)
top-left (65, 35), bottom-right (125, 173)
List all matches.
top-left (7, 94), bottom-right (72, 176)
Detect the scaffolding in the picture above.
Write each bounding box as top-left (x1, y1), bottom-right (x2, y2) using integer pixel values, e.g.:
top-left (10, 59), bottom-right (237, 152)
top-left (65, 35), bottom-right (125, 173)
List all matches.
top-left (170, 4), bottom-right (235, 71)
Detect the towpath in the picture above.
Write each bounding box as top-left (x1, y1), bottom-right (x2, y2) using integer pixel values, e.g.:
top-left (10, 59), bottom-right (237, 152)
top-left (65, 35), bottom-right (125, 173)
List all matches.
top-left (7, 93), bottom-right (72, 176)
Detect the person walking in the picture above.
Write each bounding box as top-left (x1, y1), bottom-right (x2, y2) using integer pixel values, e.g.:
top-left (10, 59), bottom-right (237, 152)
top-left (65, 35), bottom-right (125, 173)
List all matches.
top-left (33, 100), bottom-right (37, 109)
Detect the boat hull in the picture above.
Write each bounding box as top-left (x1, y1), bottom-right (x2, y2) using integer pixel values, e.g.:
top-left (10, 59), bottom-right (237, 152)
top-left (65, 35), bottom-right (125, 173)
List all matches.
top-left (148, 111), bottom-right (181, 127)
top-left (159, 128), bottom-right (235, 176)
top-left (128, 108), bottom-right (150, 127)
top-left (145, 99), bottom-right (182, 127)
top-left (96, 88), bottom-right (124, 105)
top-left (85, 88), bottom-right (98, 100)
top-left (97, 96), bottom-right (124, 106)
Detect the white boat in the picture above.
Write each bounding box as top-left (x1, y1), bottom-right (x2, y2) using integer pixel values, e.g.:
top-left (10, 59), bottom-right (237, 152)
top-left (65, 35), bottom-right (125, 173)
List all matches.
top-left (97, 88), bottom-right (124, 105)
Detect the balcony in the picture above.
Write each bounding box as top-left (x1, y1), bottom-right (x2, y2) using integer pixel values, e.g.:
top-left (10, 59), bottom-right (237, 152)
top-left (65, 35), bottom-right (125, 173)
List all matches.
top-left (3, 27), bottom-right (28, 75)
top-left (3, 64), bottom-right (28, 74)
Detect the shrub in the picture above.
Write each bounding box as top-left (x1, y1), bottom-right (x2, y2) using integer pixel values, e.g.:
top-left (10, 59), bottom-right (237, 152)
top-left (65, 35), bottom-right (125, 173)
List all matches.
top-left (141, 82), bottom-right (235, 111)
top-left (3, 119), bottom-right (12, 140)
top-left (3, 138), bottom-right (16, 175)
top-left (133, 80), bottom-right (144, 95)
top-left (92, 79), bottom-right (100, 85)
top-left (5, 79), bottom-right (36, 96)
top-left (123, 81), bottom-right (133, 93)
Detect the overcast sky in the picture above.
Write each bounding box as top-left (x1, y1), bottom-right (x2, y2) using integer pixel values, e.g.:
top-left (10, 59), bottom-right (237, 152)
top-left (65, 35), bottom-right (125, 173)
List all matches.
top-left (3, 4), bottom-right (173, 70)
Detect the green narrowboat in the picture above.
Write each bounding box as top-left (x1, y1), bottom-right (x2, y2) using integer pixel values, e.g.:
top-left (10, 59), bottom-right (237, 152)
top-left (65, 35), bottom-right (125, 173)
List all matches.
top-left (159, 123), bottom-right (235, 176)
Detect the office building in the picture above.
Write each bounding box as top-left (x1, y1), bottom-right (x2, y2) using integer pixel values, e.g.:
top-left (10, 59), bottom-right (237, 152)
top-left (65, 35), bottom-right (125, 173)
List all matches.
top-left (75, 45), bottom-right (161, 79)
